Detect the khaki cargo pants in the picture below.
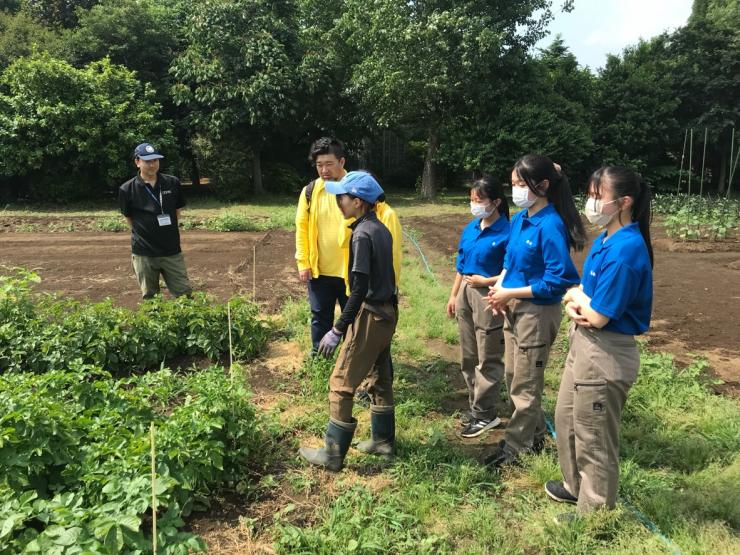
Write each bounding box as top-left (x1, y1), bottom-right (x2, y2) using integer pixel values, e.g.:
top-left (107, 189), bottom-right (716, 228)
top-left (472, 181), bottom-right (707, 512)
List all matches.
top-left (503, 299), bottom-right (562, 453)
top-left (555, 323), bottom-right (639, 512)
top-left (455, 282), bottom-right (505, 420)
top-left (329, 302), bottom-right (398, 422)
top-left (132, 253), bottom-right (192, 299)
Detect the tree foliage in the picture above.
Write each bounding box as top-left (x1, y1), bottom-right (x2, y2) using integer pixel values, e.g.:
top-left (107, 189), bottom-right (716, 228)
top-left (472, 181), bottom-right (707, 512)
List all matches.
top-left (0, 53), bottom-right (173, 200)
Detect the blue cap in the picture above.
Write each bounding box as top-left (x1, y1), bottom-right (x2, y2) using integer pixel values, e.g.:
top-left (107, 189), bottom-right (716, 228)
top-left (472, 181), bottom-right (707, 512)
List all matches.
top-left (324, 171), bottom-right (384, 204)
top-left (134, 143), bottom-right (164, 160)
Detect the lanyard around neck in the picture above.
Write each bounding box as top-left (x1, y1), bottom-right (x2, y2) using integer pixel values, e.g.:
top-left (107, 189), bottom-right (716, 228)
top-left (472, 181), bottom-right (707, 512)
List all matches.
top-left (143, 182), bottom-right (163, 214)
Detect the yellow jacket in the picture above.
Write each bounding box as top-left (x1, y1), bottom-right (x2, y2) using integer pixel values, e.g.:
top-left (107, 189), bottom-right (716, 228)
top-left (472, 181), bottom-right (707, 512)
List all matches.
top-left (295, 178), bottom-right (402, 292)
top-left (339, 202), bottom-right (402, 295)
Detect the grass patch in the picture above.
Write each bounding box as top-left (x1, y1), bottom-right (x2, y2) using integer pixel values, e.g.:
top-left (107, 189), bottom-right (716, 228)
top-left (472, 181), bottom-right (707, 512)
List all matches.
top-left (267, 231), bottom-right (740, 554)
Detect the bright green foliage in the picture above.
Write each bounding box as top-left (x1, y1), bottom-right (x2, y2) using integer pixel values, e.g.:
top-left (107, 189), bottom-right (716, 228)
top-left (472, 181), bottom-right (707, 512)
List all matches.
top-left (0, 365), bottom-right (272, 553)
top-left (0, 270), bottom-right (270, 374)
top-left (654, 193), bottom-right (740, 240)
top-left (0, 53), bottom-right (174, 200)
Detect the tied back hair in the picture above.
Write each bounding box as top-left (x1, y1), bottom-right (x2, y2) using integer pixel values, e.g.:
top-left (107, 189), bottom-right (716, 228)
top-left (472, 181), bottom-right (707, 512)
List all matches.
top-left (513, 154), bottom-right (586, 251)
top-left (589, 166), bottom-right (654, 267)
top-left (469, 175), bottom-right (510, 220)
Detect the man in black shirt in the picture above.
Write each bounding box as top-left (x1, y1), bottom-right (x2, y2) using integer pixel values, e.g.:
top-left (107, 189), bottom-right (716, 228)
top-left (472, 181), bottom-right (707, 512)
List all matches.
top-left (299, 171), bottom-right (398, 472)
top-left (119, 143), bottom-right (192, 299)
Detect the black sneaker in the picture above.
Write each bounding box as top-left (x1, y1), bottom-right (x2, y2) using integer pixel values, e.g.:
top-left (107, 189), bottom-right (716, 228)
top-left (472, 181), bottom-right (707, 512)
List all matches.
top-left (545, 481), bottom-right (578, 505)
top-left (461, 417), bottom-right (501, 438)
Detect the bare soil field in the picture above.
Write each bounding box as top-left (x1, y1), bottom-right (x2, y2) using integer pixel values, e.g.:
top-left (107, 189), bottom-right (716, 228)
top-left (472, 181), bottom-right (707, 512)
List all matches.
top-left (404, 215), bottom-right (740, 396)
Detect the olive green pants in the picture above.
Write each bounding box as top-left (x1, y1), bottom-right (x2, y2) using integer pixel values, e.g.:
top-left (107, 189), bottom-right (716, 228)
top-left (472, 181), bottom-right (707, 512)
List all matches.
top-left (555, 324), bottom-right (639, 512)
top-left (329, 302), bottom-right (397, 422)
top-left (503, 300), bottom-right (562, 453)
top-left (132, 253), bottom-right (192, 299)
top-left (455, 282), bottom-right (505, 420)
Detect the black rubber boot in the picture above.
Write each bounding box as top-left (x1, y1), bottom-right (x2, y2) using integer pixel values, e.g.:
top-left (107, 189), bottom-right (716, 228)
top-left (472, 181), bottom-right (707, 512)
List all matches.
top-left (356, 405), bottom-right (395, 458)
top-left (299, 418), bottom-right (356, 472)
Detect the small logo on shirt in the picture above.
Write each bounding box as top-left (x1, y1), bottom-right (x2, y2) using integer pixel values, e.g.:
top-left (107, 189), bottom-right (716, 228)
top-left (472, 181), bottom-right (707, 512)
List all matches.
top-left (492, 241), bottom-right (497, 246)
top-left (525, 239), bottom-right (534, 246)
top-left (162, 190), bottom-right (172, 195)
top-left (590, 271), bottom-right (596, 277)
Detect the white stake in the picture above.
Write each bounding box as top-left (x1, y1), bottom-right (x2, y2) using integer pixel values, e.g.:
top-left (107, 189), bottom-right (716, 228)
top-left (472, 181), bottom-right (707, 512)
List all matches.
top-left (677, 128), bottom-right (688, 194)
top-left (688, 128), bottom-right (693, 195)
top-left (150, 422), bottom-right (157, 555)
top-left (227, 301), bottom-right (234, 381)
top-left (700, 127), bottom-right (708, 196)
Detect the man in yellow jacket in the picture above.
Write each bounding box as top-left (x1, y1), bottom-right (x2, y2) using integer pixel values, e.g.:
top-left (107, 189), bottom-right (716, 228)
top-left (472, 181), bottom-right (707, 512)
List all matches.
top-left (295, 137), bottom-right (402, 353)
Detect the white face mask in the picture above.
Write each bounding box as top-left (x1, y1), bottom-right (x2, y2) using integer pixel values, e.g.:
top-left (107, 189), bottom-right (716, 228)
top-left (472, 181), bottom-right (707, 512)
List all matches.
top-left (512, 186), bottom-right (536, 208)
top-left (470, 201), bottom-right (495, 219)
top-left (584, 197), bottom-right (619, 227)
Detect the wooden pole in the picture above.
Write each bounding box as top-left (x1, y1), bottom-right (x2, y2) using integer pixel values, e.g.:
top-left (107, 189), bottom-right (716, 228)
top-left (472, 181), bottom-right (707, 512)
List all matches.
top-left (252, 244), bottom-right (257, 300)
top-left (700, 127), bottom-right (708, 196)
top-left (150, 423), bottom-right (157, 555)
top-left (677, 129), bottom-right (688, 194)
top-left (227, 301), bottom-right (233, 380)
top-left (688, 128), bottom-right (694, 195)
top-left (728, 127), bottom-right (737, 198)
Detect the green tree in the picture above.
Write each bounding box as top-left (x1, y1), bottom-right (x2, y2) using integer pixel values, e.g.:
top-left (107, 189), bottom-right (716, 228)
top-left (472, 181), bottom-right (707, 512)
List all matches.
top-left (0, 10), bottom-right (65, 70)
top-left (339, 0), bottom-right (554, 198)
top-left (171, 0), bottom-right (301, 195)
top-left (591, 37), bottom-right (680, 188)
top-left (671, 0), bottom-right (739, 193)
top-left (0, 53), bottom-right (173, 200)
top-left (436, 37), bottom-right (594, 188)
top-left (22, 0), bottom-right (99, 28)
top-left (66, 0), bottom-right (180, 86)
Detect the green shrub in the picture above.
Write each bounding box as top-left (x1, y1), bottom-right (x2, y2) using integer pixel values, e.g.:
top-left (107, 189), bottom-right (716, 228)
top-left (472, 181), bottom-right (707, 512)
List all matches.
top-left (0, 365), bottom-right (273, 553)
top-left (0, 270), bottom-right (271, 374)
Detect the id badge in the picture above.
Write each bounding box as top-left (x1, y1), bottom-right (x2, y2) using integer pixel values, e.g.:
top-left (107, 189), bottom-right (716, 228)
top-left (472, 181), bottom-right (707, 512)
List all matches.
top-left (157, 214), bottom-right (172, 227)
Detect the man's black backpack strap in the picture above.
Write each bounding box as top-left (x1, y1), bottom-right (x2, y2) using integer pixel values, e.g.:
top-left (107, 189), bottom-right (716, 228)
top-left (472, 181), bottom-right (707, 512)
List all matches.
top-left (305, 179), bottom-right (316, 211)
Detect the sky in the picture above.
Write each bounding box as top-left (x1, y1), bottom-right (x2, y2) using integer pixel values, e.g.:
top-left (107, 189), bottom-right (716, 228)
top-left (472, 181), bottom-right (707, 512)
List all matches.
top-left (534, 0), bottom-right (694, 71)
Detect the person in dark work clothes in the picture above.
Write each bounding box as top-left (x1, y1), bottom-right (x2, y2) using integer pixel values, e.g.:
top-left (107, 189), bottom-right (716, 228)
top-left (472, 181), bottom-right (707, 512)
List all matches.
top-left (119, 143), bottom-right (192, 299)
top-left (299, 171), bottom-right (398, 472)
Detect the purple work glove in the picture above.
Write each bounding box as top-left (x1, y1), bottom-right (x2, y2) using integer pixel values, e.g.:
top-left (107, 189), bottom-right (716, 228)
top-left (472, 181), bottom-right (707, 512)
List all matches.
top-left (317, 328), bottom-right (343, 358)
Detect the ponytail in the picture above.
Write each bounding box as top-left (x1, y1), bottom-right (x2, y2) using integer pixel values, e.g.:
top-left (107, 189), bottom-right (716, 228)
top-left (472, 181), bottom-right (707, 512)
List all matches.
top-left (634, 176), bottom-right (654, 267)
top-left (588, 166), bottom-right (654, 267)
top-left (513, 154), bottom-right (586, 251)
top-left (470, 175), bottom-right (510, 220)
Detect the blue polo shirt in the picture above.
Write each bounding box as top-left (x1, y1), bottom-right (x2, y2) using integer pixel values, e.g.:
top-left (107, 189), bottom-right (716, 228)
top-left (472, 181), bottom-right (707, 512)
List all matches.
top-left (582, 223), bottom-right (652, 335)
top-left (502, 203), bottom-right (580, 305)
top-left (456, 216), bottom-right (510, 277)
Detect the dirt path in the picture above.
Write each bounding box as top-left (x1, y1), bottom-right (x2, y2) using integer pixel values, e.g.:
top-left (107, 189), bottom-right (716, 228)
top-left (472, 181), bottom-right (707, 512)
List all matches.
top-left (404, 215), bottom-right (740, 395)
top-left (2, 216), bottom-right (738, 391)
top-left (0, 229), bottom-right (303, 312)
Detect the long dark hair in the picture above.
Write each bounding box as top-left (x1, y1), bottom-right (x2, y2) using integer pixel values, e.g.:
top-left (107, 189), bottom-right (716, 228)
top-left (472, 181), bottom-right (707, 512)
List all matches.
top-left (588, 166), bottom-right (654, 267)
top-left (513, 154), bottom-right (586, 251)
top-left (469, 175), bottom-right (509, 220)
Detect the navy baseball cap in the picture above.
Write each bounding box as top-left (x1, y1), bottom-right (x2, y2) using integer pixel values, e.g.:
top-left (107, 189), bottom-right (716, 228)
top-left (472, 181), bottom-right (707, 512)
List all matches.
top-left (325, 171), bottom-right (384, 204)
top-left (134, 143), bottom-right (164, 160)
